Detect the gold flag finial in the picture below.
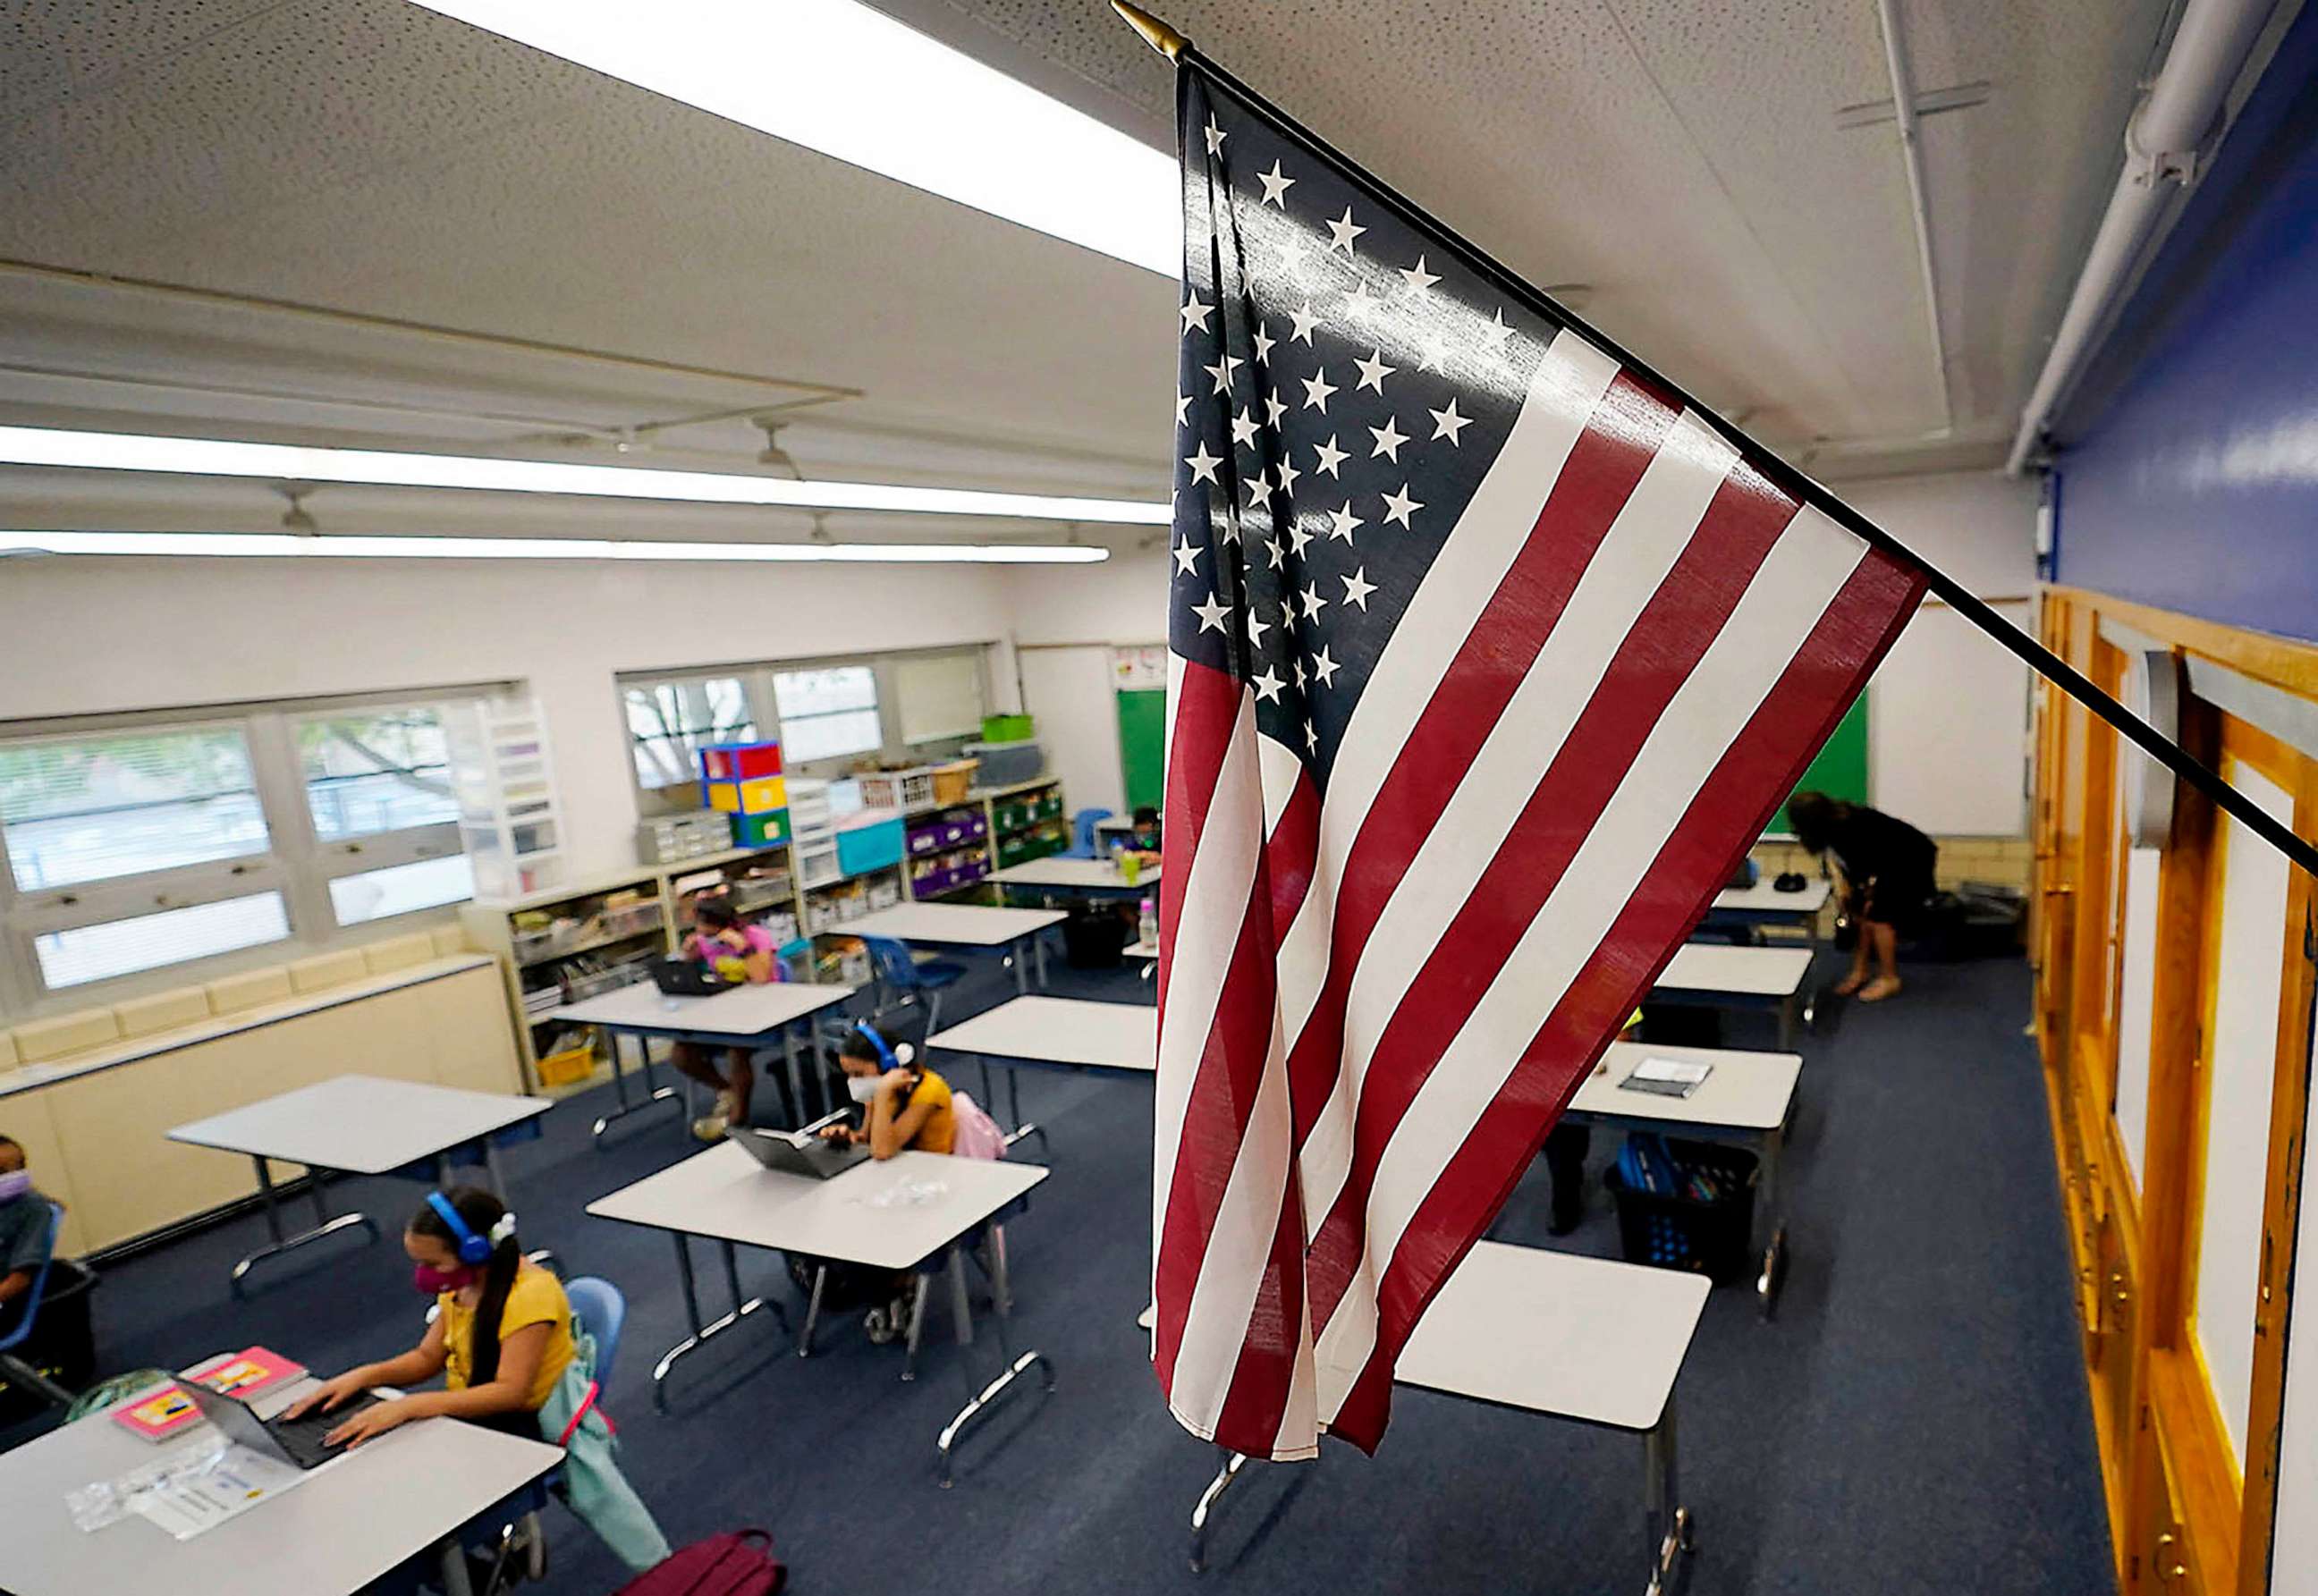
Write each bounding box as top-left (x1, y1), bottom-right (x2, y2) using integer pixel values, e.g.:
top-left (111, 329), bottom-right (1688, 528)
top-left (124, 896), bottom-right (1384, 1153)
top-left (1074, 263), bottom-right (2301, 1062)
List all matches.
top-left (1112, 0), bottom-right (1187, 61)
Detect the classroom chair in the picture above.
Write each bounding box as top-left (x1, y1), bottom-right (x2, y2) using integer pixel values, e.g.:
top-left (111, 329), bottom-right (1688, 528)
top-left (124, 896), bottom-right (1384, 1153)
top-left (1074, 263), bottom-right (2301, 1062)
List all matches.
top-left (0, 1204), bottom-right (79, 1409)
top-left (1062, 806), bottom-right (1114, 858)
top-left (861, 934), bottom-right (968, 1034)
top-left (564, 1276), bottom-right (626, 1399)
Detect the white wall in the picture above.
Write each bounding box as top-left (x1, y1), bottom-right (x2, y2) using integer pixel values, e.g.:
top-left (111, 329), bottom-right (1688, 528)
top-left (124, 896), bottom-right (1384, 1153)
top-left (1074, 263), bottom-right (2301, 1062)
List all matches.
top-left (0, 554), bottom-right (1017, 880)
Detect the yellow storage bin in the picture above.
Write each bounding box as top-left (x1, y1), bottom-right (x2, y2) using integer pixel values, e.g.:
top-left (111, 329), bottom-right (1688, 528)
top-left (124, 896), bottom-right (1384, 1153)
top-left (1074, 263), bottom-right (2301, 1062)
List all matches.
top-left (537, 1040), bottom-right (598, 1087)
top-left (706, 775), bottom-right (787, 815)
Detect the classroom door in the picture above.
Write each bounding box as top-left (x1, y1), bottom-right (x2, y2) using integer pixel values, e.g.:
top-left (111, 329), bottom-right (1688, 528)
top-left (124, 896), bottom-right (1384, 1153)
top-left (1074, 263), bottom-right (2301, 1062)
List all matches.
top-left (1018, 646), bottom-right (1127, 818)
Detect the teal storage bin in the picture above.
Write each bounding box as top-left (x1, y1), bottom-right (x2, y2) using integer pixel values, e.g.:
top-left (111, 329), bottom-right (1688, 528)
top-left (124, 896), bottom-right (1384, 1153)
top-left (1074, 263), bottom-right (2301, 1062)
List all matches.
top-left (834, 816), bottom-right (905, 876)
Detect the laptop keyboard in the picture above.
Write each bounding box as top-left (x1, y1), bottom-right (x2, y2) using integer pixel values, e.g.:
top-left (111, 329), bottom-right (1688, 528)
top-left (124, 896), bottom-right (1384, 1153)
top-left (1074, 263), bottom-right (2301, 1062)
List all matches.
top-left (266, 1394), bottom-right (380, 1469)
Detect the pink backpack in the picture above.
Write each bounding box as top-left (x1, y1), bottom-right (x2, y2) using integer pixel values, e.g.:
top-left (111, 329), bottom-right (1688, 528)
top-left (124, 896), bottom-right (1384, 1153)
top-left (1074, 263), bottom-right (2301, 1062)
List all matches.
top-left (614, 1530), bottom-right (784, 1595)
top-left (949, 1090), bottom-right (1008, 1161)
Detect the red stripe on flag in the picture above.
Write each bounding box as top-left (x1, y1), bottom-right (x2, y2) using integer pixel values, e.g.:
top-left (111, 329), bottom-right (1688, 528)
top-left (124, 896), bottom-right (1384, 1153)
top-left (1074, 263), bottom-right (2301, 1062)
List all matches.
top-left (1282, 375), bottom-right (1679, 1145)
top-left (1156, 660), bottom-right (1244, 1020)
top-left (1324, 546), bottom-right (1925, 1450)
top-left (1206, 1160), bottom-right (1311, 1453)
top-left (1300, 458), bottom-right (1800, 1333)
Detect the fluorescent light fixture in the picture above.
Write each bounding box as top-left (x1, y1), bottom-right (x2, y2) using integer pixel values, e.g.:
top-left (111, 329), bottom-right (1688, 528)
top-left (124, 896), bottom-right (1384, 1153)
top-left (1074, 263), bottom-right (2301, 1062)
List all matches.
top-left (410, 0), bottom-right (1179, 274)
top-left (0, 530), bottom-right (1109, 563)
top-left (0, 426), bottom-right (1170, 525)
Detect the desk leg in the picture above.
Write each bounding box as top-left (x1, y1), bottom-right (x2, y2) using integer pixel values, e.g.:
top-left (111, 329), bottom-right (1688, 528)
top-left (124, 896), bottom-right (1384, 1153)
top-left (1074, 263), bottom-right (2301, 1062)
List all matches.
top-left (1776, 993), bottom-right (1797, 1050)
top-left (650, 1235), bottom-right (788, 1412)
top-left (1010, 936), bottom-right (1031, 995)
top-left (799, 1264), bottom-right (827, 1358)
top-left (592, 1032), bottom-right (685, 1145)
top-left (438, 1535), bottom-right (477, 1596)
top-left (229, 1157), bottom-right (377, 1296)
top-left (780, 1024), bottom-right (808, 1128)
top-left (934, 1239), bottom-right (1053, 1487)
top-left (998, 1060), bottom-right (1047, 1153)
top-left (1033, 933), bottom-right (1049, 990)
top-left (1190, 1451), bottom-right (1252, 1574)
top-left (1643, 1398), bottom-right (1694, 1596)
top-left (1755, 1123), bottom-right (1789, 1314)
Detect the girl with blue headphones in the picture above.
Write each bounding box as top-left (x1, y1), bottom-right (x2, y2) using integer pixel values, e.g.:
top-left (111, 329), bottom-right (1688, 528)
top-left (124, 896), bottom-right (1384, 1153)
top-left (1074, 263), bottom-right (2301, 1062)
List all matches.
top-left (822, 1020), bottom-right (958, 1159)
top-left (283, 1186), bottom-right (577, 1448)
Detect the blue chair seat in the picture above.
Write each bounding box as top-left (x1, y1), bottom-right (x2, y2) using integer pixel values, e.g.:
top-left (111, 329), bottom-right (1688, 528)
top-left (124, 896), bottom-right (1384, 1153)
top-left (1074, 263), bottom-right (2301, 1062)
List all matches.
top-left (1061, 807), bottom-right (1114, 859)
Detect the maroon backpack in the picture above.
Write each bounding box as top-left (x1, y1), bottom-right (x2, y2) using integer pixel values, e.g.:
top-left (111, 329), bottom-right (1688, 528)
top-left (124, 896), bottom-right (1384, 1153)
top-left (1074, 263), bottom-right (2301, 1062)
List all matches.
top-left (613, 1531), bottom-right (785, 1596)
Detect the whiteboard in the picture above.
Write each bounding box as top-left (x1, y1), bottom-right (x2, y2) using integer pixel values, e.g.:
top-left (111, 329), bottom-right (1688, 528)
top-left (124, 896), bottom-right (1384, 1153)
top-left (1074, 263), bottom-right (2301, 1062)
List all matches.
top-left (1019, 646), bottom-right (1126, 817)
top-left (2271, 1019), bottom-right (2318, 1594)
top-left (2114, 845), bottom-right (2161, 1191)
top-left (2196, 762), bottom-right (2295, 1465)
top-left (1868, 600), bottom-right (2030, 835)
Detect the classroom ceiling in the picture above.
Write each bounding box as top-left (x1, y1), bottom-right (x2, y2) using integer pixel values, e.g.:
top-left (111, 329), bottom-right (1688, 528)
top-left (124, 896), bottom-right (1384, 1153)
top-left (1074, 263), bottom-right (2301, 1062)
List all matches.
top-left (0, 0), bottom-right (2173, 545)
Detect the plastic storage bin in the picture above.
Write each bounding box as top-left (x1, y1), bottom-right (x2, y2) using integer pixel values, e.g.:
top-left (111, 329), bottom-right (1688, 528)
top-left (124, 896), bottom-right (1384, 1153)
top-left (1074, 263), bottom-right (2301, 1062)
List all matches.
top-left (788, 777), bottom-right (834, 839)
top-left (734, 808), bottom-right (791, 848)
top-left (798, 837), bottom-right (842, 890)
top-left (966, 740), bottom-right (1045, 789)
top-left (706, 774), bottom-right (787, 815)
top-left (930, 759), bottom-right (979, 806)
top-left (834, 816), bottom-right (906, 876)
top-left (699, 741), bottom-right (783, 781)
top-left (1605, 1136), bottom-right (1759, 1286)
top-left (856, 767), bottom-right (937, 811)
top-left (982, 713), bottom-right (1034, 743)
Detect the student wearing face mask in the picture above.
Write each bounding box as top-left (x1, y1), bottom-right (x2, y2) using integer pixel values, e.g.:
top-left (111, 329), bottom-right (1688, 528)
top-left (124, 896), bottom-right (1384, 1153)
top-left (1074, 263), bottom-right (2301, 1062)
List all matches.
top-left (820, 1021), bottom-right (955, 1157)
top-left (284, 1186), bottom-right (670, 1575)
top-left (0, 1135), bottom-right (57, 1334)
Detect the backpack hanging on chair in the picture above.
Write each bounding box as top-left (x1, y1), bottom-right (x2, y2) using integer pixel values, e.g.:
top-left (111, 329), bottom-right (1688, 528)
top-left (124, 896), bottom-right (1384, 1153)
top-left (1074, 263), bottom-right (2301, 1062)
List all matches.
top-left (948, 1090), bottom-right (1007, 1161)
top-left (613, 1528), bottom-right (784, 1595)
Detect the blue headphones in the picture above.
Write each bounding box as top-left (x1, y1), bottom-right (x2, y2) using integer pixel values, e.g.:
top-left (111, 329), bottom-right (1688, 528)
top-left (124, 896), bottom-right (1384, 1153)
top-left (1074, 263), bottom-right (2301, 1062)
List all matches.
top-left (427, 1192), bottom-right (495, 1266)
top-left (853, 1020), bottom-right (915, 1069)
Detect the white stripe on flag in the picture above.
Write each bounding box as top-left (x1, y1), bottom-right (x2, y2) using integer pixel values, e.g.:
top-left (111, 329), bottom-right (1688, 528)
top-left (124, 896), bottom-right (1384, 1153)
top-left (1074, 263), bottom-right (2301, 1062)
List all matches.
top-left (1270, 330), bottom-right (1622, 1062)
top-left (1312, 506), bottom-right (1870, 1412)
top-left (1151, 687), bottom-right (1261, 1311)
top-left (1294, 412), bottom-right (1739, 1229)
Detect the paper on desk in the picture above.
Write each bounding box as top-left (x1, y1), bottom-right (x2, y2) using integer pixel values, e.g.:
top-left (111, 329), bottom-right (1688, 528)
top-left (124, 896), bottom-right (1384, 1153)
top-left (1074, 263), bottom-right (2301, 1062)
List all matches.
top-left (1619, 1056), bottom-right (1713, 1098)
top-left (131, 1442), bottom-right (308, 1540)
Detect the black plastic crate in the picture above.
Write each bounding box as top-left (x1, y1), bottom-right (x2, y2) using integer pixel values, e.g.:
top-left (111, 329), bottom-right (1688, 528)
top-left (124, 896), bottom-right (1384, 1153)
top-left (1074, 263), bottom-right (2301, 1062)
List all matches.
top-left (1605, 1137), bottom-right (1759, 1286)
top-left (1062, 905), bottom-right (1130, 968)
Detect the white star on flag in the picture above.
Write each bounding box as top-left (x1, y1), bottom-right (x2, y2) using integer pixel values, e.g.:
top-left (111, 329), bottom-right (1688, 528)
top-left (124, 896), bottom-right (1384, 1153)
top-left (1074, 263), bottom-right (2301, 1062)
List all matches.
top-left (1180, 294), bottom-right (1213, 334)
top-left (1252, 322), bottom-right (1276, 364)
top-left (1400, 255), bottom-right (1441, 292)
top-left (1479, 308), bottom-right (1516, 356)
top-left (1300, 587), bottom-right (1329, 621)
top-left (1286, 519), bottom-right (1316, 557)
top-left (1231, 409), bottom-right (1261, 449)
top-left (1247, 608), bottom-right (1273, 649)
top-left (1429, 399), bottom-right (1470, 444)
top-left (1206, 354), bottom-right (1242, 394)
top-left (1326, 502), bottom-right (1363, 544)
top-left (1251, 664), bottom-right (1284, 703)
top-left (1183, 442), bottom-right (1222, 485)
top-left (1275, 457), bottom-right (1301, 494)
top-left (1300, 367), bottom-right (1338, 413)
top-left (1342, 281), bottom-right (1377, 322)
top-left (1256, 160), bottom-right (1295, 207)
top-left (1172, 536), bottom-right (1202, 577)
top-left (1265, 390), bottom-right (1289, 427)
top-left (1325, 207), bottom-right (1366, 255)
top-left (1341, 566), bottom-right (1377, 611)
top-left (1381, 483), bottom-right (1424, 528)
top-left (1354, 349), bottom-right (1396, 393)
top-left (1193, 591), bottom-right (1231, 633)
top-left (1203, 116), bottom-right (1227, 156)
top-left (1313, 435), bottom-right (1348, 477)
top-left (1368, 416), bottom-right (1409, 461)
top-left (1311, 645), bottom-right (1341, 687)
top-left (1175, 392), bottom-right (1191, 426)
top-left (1290, 302), bottom-right (1319, 344)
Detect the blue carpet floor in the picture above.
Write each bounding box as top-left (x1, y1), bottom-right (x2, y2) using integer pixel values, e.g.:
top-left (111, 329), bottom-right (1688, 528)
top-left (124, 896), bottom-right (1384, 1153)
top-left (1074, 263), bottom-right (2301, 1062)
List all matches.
top-left (6, 947), bottom-right (2112, 1593)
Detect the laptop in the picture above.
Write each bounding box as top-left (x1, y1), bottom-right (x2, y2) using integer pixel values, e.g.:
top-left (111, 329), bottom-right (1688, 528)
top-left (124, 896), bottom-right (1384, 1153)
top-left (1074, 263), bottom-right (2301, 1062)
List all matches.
top-left (652, 958), bottom-right (728, 998)
top-left (183, 1381), bottom-right (383, 1471)
top-left (728, 1124), bottom-right (869, 1180)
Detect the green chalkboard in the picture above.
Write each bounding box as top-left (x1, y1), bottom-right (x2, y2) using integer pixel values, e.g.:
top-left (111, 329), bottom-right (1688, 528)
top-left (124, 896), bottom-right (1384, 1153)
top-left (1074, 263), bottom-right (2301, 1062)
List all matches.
top-left (1767, 692), bottom-right (1869, 834)
top-left (1118, 689), bottom-right (1167, 814)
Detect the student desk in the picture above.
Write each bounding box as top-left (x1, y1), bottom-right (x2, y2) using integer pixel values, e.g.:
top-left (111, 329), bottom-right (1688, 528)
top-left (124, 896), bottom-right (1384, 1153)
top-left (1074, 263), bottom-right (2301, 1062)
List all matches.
top-left (548, 981), bottom-right (857, 1144)
top-left (1569, 1041), bottom-right (1804, 1309)
top-left (1651, 943), bottom-right (1816, 1048)
top-left (1188, 1243), bottom-right (1708, 1591)
top-left (586, 1144), bottom-right (1050, 1483)
top-left (842, 902), bottom-right (1066, 995)
top-left (167, 1076), bottom-right (550, 1294)
top-left (1702, 878), bottom-right (1832, 941)
top-left (926, 995), bottom-right (1157, 1145)
top-left (0, 1365), bottom-right (561, 1596)
top-left (987, 857), bottom-right (1161, 901)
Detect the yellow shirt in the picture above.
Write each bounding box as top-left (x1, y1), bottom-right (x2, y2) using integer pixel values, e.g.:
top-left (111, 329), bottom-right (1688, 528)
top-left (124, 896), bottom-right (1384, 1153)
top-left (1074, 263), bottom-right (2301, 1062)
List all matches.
top-left (441, 1263), bottom-right (574, 1413)
top-left (906, 1068), bottom-right (955, 1154)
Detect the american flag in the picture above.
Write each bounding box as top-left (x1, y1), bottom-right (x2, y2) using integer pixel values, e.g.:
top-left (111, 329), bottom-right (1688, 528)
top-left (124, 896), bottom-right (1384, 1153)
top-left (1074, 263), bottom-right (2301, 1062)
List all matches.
top-left (1152, 67), bottom-right (1926, 1461)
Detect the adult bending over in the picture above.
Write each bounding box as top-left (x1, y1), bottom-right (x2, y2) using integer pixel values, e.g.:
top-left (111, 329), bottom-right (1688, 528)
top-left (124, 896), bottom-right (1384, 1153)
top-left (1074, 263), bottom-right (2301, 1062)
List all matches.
top-left (1786, 791), bottom-right (1937, 1003)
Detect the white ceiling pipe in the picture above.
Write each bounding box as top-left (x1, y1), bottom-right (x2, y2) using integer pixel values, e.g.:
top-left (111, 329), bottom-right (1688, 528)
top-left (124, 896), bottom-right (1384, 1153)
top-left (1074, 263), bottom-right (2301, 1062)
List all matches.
top-left (1872, 0), bottom-right (1953, 435)
top-left (2005, 0), bottom-right (2283, 474)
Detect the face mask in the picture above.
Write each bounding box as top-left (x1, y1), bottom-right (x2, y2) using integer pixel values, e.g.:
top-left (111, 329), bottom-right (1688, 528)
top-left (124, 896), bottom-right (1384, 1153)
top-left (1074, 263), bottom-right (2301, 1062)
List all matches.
top-left (0, 1170), bottom-right (29, 1204)
top-left (847, 1074), bottom-right (882, 1105)
top-left (412, 1262), bottom-right (478, 1296)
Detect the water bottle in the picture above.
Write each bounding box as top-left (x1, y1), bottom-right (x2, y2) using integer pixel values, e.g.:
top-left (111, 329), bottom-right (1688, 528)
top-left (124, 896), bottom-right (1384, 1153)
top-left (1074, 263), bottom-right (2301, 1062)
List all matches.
top-left (1138, 896), bottom-right (1158, 950)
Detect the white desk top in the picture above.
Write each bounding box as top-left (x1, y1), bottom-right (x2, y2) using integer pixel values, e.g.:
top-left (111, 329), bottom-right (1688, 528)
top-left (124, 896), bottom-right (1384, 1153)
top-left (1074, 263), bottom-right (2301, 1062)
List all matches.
top-left (1397, 1241), bottom-right (1709, 1431)
top-left (587, 1144), bottom-right (1047, 1270)
top-left (987, 857), bottom-right (1161, 891)
top-left (1125, 937), bottom-right (1159, 960)
top-left (843, 902), bottom-right (1067, 946)
top-left (928, 996), bottom-right (1158, 1074)
top-left (167, 1076), bottom-right (550, 1174)
top-left (1568, 1042), bottom-right (1802, 1132)
top-left (0, 1375), bottom-right (560, 1596)
top-left (548, 979), bottom-right (855, 1038)
top-left (1712, 879), bottom-right (1832, 915)
top-left (1656, 942), bottom-right (1815, 998)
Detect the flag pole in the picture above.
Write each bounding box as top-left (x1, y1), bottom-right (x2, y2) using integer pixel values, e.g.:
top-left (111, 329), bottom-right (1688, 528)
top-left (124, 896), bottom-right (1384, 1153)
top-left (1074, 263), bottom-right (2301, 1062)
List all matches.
top-left (1112, 3), bottom-right (2318, 882)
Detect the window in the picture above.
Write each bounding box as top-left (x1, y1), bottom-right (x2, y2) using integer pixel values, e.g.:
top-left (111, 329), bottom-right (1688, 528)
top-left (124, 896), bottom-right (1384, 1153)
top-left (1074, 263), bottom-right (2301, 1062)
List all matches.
top-left (0, 726), bottom-right (270, 891)
top-left (625, 676), bottom-right (756, 790)
top-left (774, 665), bottom-right (883, 763)
top-left (893, 652), bottom-right (986, 746)
top-left (0, 691), bottom-right (495, 1006)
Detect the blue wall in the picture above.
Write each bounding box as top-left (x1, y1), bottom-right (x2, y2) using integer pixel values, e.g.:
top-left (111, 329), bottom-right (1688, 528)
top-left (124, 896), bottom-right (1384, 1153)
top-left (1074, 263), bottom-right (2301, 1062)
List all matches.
top-left (2052, 8), bottom-right (2318, 642)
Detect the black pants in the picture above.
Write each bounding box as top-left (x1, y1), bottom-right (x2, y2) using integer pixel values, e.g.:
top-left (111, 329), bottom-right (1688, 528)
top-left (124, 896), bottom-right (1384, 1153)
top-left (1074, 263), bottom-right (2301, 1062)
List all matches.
top-left (1544, 1122), bottom-right (1591, 1229)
